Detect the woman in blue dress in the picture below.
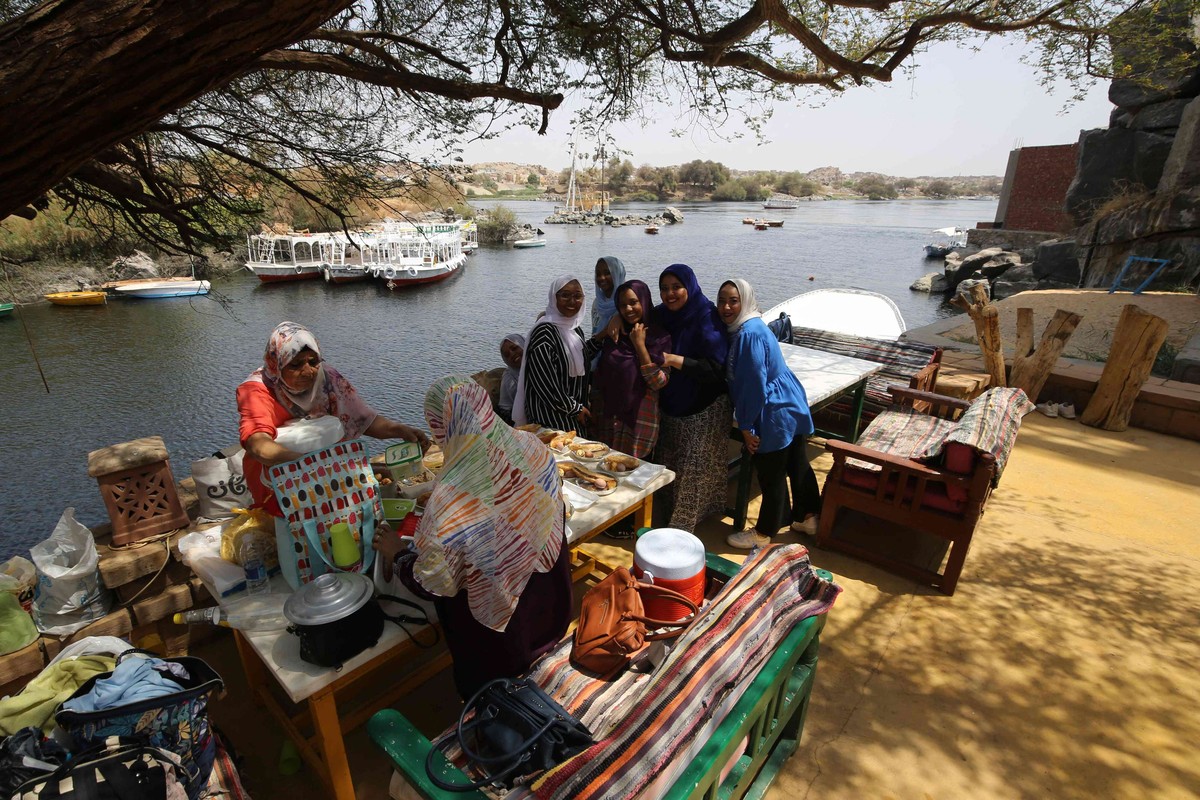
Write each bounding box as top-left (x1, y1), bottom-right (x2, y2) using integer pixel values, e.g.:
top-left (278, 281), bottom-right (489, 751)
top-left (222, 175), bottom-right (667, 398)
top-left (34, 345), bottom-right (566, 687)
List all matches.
top-left (717, 279), bottom-right (821, 549)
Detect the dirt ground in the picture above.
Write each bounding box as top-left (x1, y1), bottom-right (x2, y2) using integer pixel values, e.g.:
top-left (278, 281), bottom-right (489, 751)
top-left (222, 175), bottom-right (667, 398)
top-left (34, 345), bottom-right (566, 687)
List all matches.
top-left (940, 289), bottom-right (1200, 361)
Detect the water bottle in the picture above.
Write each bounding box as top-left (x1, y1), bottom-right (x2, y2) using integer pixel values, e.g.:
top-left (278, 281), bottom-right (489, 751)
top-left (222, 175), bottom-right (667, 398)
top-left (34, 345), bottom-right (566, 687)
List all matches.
top-left (173, 593), bottom-right (287, 631)
top-left (241, 539), bottom-right (270, 596)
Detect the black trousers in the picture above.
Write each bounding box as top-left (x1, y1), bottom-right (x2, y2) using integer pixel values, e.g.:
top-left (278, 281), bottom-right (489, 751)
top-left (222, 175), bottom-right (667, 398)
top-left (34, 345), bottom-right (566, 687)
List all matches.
top-left (753, 433), bottom-right (822, 536)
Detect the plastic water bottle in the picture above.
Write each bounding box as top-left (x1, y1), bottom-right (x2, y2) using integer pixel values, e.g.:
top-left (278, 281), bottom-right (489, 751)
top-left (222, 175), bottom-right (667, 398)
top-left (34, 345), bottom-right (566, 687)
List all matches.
top-left (241, 539), bottom-right (270, 596)
top-left (173, 593), bottom-right (287, 631)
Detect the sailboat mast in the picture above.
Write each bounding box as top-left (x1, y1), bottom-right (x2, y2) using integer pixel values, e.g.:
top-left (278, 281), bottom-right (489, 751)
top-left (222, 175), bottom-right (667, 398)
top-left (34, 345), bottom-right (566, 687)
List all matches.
top-left (565, 140), bottom-right (578, 213)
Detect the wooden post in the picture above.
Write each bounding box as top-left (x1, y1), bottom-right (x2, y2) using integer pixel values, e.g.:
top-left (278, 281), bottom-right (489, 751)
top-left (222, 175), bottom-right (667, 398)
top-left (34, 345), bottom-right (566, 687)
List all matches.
top-left (1009, 308), bottom-right (1083, 402)
top-left (1080, 305), bottom-right (1169, 431)
top-left (951, 284), bottom-right (1006, 389)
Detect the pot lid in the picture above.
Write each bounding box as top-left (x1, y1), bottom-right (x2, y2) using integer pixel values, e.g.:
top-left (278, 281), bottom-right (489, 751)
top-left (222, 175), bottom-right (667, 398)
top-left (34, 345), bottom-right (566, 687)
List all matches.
top-left (283, 572), bottom-right (374, 626)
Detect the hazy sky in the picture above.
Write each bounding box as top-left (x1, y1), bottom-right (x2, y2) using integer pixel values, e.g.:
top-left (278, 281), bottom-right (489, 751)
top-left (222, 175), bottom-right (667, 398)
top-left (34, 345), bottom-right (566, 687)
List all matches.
top-left (460, 40), bottom-right (1113, 178)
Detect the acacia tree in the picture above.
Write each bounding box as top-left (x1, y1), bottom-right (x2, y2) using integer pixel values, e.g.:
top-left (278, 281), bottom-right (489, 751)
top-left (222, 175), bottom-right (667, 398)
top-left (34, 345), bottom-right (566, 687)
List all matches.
top-left (0, 0), bottom-right (1156, 253)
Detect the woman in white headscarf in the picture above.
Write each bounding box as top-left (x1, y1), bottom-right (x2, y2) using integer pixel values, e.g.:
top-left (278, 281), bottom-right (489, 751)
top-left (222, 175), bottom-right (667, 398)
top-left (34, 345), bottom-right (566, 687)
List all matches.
top-left (716, 280), bottom-right (820, 550)
top-left (496, 332), bottom-right (525, 424)
top-left (513, 275), bottom-right (619, 431)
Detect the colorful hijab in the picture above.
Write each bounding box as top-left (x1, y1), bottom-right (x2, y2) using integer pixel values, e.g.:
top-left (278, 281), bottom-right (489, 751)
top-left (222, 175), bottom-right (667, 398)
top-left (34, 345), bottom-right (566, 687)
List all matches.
top-left (591, 256), bottom-right (627, 335)
top-left (244, 321), bottom-right (376, 437)
top-left (512, 275), bottom-right (587, 426)
top-left (598, 280), bottom-right (671, 428)
top-left (413, 375), bottom-right (564, 632)
top-left (653, 264), bottom-right (729, 413)
top-left (721, 279), bottom-right (761, 333)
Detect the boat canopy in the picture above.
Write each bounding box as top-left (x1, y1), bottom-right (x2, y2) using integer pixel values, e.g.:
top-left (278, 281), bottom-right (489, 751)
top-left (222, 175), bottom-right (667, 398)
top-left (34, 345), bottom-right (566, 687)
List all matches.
top-left (932, 226), bottom-right (966, 237)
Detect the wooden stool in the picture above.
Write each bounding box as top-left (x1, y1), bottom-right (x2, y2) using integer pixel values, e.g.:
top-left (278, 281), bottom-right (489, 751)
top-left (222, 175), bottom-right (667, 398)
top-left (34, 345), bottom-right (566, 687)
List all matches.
top-left (87, 436), bottom-right (189, 545)
top-left (935, 372), bottom-right (992, 402)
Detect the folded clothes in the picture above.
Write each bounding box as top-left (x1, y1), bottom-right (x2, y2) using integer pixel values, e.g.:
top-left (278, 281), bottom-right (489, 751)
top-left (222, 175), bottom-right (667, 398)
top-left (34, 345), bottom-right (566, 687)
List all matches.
top-left (60, 656), bottom-right (188, 713)
top-left (0, 655), bottom-right (116, 735)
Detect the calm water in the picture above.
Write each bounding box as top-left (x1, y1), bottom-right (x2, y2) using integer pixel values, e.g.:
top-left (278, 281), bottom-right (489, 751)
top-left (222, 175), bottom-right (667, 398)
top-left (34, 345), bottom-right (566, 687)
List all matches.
top-left (0, 198), bottom-right (993, 558)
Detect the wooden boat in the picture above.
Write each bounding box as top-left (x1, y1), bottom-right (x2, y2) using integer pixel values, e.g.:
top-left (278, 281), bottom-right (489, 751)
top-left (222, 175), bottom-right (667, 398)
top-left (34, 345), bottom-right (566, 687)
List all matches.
top-left (765, 220), bottom-right (784, 227)
top-left (742, 217), bottom-right (756, 224)
top-left (45, 291), bottom-right (107, 306)
top-left (0, 302), bottom-right (13, 318)
top-left (99, 276), bottom-right (195, 290)
top-left (924, 226), bottom-right (966, 258)
top-left (761, 288), bottom-right (906, 339)
top-left (114, 280), bottom-right (211, 298)
top-left (754, 222), bottom-right (769, 231)
top-left (512, 237), bottom-right (546, 248)
top-left (645, 225), bottom-right (660, 234)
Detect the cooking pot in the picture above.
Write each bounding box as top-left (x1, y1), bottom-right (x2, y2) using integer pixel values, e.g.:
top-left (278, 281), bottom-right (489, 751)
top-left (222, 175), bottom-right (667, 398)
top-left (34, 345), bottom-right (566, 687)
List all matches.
top-left (284, 573), bottom-right (383, 668)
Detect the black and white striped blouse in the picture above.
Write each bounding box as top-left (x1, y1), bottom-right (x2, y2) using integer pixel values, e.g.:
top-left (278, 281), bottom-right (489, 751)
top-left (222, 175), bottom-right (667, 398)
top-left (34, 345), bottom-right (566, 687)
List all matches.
top-left (523, 322), bottom-right (601, 432)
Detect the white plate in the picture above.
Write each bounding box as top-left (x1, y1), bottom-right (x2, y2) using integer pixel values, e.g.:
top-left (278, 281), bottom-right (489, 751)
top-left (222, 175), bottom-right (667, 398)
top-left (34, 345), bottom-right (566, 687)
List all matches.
top-left (568, 441), bottom-right (611, 462)
top-left (569, 477), bottom-right (615, 496)
top-left (562, 481), bottom-right (599, 510)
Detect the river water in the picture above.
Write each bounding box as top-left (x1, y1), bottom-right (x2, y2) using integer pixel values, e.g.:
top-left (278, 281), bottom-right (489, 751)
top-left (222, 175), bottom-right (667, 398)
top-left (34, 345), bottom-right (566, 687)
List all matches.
top-left (0, 198), bottom-right (994, 558)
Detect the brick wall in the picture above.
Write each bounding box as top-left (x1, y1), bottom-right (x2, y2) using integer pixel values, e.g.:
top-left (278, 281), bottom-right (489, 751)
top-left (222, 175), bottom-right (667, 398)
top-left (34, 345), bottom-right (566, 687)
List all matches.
top-left (999, 144), bottom-right (1079, 233)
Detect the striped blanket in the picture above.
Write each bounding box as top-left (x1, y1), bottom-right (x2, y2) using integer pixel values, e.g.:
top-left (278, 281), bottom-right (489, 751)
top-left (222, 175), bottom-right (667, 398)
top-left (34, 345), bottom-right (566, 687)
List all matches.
top-left (435, 545), bottom-right (840, 799)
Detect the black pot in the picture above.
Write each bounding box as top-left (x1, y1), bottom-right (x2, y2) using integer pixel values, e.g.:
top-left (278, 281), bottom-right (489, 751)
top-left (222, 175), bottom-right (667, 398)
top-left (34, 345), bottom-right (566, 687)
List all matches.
top-left (284, 573), bottom-right (383, 669)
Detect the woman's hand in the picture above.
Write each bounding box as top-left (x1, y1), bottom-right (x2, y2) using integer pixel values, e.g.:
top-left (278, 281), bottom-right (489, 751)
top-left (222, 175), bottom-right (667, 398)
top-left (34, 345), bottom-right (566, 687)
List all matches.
top-left (629, 323), bottom-right (646, 350)
top-left (576, 406), bottom-right (592, 424)
top-left (662, 353), bottom-right (685, 370)
top-left (372, 523), bottom-right (405, 582)
top-left (602, 314), bottom-right (623, 341)
top-left (244, 432), bottom-right (303, 467)
top-left (741, 429), bottom-right (761, 455)
top-left (367, 417), bottom-right (432, 451)
top-left (398, 423), bottom-right (432, 452)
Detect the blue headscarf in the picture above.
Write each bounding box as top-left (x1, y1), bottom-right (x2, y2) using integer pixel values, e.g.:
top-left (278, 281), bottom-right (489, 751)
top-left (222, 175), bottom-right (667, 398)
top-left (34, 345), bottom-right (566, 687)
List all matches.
top-left (591, 256), bottom-right (627, 335)
top-left (653, 264), bottom-right (728, 415)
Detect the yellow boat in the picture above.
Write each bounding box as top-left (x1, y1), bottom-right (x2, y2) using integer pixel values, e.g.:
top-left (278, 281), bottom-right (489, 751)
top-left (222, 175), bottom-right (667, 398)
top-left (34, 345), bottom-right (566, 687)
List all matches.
top-left (44, 291), bottom-right (107, 306)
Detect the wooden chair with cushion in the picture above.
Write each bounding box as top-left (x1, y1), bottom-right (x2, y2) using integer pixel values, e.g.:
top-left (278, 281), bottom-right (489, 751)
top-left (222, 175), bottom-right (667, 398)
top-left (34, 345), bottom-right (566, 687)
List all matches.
top-left (817, 386), bottom-right (1033, 595)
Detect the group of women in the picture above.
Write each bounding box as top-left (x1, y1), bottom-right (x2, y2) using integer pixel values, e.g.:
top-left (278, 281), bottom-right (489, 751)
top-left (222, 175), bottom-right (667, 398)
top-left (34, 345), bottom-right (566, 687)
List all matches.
top-left (494, 258), bottom-right (822, 549)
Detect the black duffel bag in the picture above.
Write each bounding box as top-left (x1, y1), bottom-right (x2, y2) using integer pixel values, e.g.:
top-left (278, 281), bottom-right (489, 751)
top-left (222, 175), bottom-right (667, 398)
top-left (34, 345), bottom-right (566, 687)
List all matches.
top-left (13, 737), bottom-right (187, 800)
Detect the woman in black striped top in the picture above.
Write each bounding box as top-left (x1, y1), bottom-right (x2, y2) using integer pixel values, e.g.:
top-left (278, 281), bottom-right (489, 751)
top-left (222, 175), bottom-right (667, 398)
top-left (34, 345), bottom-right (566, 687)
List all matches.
top-left (513, 275), bottom-right (617, 432)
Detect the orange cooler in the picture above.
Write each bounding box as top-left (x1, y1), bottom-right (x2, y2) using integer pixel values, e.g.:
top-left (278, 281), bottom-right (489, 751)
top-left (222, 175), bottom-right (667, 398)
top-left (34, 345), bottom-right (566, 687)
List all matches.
top-left (632, 528), bottom-right (706, 621)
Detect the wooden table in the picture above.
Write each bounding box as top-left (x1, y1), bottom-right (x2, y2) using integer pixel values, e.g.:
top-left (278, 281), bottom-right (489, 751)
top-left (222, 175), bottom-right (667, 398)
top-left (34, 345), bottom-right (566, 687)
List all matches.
top-left (218, 464), bottom-right (674, 799)
top-left (730, 343), bottom-right (883, 530)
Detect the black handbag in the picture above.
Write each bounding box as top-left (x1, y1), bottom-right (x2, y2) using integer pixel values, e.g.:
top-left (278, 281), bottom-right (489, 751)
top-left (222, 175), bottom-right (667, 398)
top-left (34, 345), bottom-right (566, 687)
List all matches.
top-left (425, 677), bottom-right (594, 791)
top-left (14, 736), bottom-right (187, 800)
top-left (767, 311), bottom-right (793, 343)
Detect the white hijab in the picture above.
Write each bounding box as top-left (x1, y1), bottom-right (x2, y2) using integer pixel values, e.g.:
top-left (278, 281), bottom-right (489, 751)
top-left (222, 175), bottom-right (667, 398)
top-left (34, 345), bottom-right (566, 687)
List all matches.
top-left (512, 275), bottom-right (587, 426)
top-left (722, 279), bottom-right (761, 333)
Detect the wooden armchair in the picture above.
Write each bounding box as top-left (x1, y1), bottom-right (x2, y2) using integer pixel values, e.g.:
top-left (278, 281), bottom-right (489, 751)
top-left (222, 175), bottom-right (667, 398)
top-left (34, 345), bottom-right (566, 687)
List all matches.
top-left (817, 387), bottom-right (1000, 595)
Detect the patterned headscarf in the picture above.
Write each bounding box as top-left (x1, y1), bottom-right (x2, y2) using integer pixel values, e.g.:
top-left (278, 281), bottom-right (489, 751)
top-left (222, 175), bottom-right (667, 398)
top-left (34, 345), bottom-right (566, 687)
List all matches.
top-left (591, 256), bottom-right (627, 335)
top-left (412, 375), bottom-right (564, 632)
top-left (245, 321), bottom-right (376, 437)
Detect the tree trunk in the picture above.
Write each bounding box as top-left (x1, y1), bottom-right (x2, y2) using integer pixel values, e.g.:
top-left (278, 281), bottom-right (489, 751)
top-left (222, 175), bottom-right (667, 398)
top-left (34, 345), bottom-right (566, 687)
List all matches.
top-left (0, 0), bottom-right (353, 220)
top-left (952, 284), bottom-right (1007, 389)
top-left (1080, 305), bottom-right (1169, 431)
top-left (1009, 307), bottom-right (1082, 402)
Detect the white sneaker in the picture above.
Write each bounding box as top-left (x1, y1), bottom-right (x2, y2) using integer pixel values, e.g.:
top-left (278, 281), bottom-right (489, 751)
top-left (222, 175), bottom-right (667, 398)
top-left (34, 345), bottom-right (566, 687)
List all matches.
top-left (727, 529), bottom-right (771, 550)
top-left (1058, 402), bottom-right (1076, 419)
top-left (790, 516), bottom-right (819, 535)
top-left (1035, 402), bottom-right (1059, 418)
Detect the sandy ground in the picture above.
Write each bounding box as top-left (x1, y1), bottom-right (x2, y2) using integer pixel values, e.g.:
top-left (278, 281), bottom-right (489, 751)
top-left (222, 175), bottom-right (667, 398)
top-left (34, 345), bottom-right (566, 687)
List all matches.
top-left (940, 289), bottom-right (1200, 361)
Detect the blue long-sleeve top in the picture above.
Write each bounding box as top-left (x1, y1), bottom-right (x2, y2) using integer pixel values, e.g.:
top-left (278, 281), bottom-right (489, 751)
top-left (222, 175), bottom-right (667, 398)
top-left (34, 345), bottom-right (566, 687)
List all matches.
top-left (727, 317), bottom-right (814, 453)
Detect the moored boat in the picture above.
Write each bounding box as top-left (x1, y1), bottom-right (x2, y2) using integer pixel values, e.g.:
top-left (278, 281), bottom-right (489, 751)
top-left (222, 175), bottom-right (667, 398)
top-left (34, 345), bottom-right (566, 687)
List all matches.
top-left (245, 231), bottom-right (344, 283)
top-left (742, 217), bottom-right (756, 225)
top-left (765, 220), bottom-right (784, 227)
top-left (761, 288), bottom-right (906, 339)
top-left (754, 222), bottom-right (769, 230)
top-left (114, 280), bottom-right (211, 299)
top-left (363, 224), bottom-right (467, 288)
top-left (0, 302), bottom-right (13, 317)
top-left (513, 237), bottom-right (546, 248)
top-left (645, 225), bottom-right (660, 234)
top-left (45, 291), bottom-right (107, 306)
top-left (924, 226), bottom-right (966, 258)
top-left (763, 196), bottom-right (801, 209)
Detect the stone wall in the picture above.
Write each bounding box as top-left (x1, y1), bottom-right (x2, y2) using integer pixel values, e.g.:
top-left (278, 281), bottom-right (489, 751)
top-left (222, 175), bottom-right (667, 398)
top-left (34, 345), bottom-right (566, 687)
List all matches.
top-left (966, 229), bottom-right (1058, 252)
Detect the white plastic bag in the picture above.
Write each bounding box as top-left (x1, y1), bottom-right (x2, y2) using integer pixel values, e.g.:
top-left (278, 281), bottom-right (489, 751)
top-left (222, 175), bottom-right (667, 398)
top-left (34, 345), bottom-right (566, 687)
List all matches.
top-left (0, 555), bottom-right (37, 612)
top-left (273, 415), bottom-right (344, 454)
top-left (191, 449), bottom-right (250, 520)
top-left (30, 508), bottom-right (113, 636)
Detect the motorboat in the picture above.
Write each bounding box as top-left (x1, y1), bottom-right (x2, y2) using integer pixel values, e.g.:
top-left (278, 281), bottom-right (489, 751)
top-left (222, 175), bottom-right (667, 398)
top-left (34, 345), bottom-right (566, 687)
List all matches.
top-left (763, 196), bottom-right (801, 209)
top-left (765, 220), bottom-right (784, 227)
top-left (761, 288), bottom-right (906, 340)
top-left (114, 280), bottom-right (211, 298)
top-left (645, 225), bottom-right (660, 234)
top-left (244, 231), bottom-right (343, 283)
top-left (754, 222), bottom-right (769, 231)
top-left (45, 291), bottom-right (107, 306)
top-left (742, 217), bottom-right (756, 225)
top-left (924, 226), bottom-right (966, 258)
top-left (513, 238), bottom-right (546, 248)
top-left (361, 222), bottom-right (468, 288)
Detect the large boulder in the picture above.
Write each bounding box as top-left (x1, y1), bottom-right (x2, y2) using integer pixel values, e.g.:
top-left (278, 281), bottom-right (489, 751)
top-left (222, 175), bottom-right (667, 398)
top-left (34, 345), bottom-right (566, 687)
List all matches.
top-left (1066, 127), bottom-right (1140, 224)
top-left (980, 254), bottom-right (1021, 280)
top-left (1135, 130), bottom-right (1177, 190)
top-left (909, 272), bottom-right (948, 293)
top-left (662, 206), bottom-right (684, 223)
top-left (1158, 96), bottom-right (1200, 194)
top-left (992, 264), bottom-right (1038, 300)
top-left (1031, 239), bottom-right (1081, 284)
top-left (1131, 98), bottom-right (1193, 131)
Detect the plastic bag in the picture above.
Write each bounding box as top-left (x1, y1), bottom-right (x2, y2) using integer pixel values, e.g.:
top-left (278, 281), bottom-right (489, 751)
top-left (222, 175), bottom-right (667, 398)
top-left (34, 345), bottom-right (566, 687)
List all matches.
top-left (0, 555), bottom-right (37, 612)
top-left (178, 528), bottom-right (247, 598)
top-left (273, 415), bottom-right (344, 453)
top-left (219, 507), bottom-right (278, 568)
top-left (0, 592), bottom-right (37, 656)
top-left (191, 449), bottom-right (250, 521)
top-left (30, 509), bottom-right (113, 636)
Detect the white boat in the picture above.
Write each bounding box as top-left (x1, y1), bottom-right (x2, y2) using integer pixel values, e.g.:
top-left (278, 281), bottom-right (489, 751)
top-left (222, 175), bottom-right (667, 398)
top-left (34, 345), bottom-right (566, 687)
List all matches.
top-left (459, 219), bottom-right (479, 253)
top-left (763, 196), bottom-right (801, 209)
top-left (924, 226), bottom-right (966, 258)
top-left (361, 222), bottom-right (467, 288)
top-left (761, 288), bottom-right (906, 340)
top-left (114, 280), bottom-right (211, 299)
top-left (244, 231), bottom-right (349, 283)
top-left (513, 238), bottom-right (546, 248)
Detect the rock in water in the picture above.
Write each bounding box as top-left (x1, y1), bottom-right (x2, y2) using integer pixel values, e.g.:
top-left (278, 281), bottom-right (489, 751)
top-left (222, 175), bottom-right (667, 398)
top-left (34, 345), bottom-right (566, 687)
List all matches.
top-left (910, 273), bottom-right (948, 293)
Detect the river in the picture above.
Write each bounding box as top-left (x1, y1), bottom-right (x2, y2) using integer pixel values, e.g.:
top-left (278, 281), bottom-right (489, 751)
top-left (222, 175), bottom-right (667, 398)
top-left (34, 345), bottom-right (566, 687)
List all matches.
top-left (0, 197), bottom-right (995, 558)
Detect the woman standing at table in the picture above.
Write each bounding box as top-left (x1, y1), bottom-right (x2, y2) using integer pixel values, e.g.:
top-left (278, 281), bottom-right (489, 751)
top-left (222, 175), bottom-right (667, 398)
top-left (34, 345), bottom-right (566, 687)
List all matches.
top-left (375, 375), bottom-right (571, 699)
top-left (594, 279), bottom-right (671, 458)
top-left (514, 275), bottom-right (617, 432)
top-left (653, 264), bottom-right (731, 532)
top-left (717, 279), bottom-right (820, 549)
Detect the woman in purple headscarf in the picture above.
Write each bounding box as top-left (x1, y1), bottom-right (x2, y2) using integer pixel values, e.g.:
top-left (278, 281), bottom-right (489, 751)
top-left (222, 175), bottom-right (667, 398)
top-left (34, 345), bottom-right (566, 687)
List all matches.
top-left (652, 264), bottom-right (732, 531)
top-left (594, 279), bottom-right (671, 459)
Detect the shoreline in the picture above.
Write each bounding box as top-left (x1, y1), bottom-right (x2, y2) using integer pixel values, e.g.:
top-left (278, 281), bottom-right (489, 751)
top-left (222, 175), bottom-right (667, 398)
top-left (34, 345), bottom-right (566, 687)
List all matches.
top-left (1, 251), bottom-right (242, 305)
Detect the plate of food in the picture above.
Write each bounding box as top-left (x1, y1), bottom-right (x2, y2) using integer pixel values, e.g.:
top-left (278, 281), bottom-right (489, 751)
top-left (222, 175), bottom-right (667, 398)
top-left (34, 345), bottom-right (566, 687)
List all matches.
top-left (600, 453), bottom-right (641, 474)
top-left (561, 462), bottom-right (618, 494)
top-left (539, 429), bottom-right (577, 454)
top-left (568, 440), bottom-right (611, 462)
top-left (422, 445), bottom-right (445, 473)
top-left (561, 481), bottom-right (598, 511)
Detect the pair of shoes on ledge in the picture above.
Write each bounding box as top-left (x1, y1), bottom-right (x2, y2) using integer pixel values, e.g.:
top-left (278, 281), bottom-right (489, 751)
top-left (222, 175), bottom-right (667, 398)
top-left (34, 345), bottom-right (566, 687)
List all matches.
top-left (1036, 402), bottom-right (1077, 419)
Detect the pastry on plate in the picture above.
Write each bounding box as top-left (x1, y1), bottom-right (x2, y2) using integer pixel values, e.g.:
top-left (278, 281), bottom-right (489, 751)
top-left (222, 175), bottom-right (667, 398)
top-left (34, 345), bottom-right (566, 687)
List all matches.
top-left (571, 463), bottom-right (617, 491)
top-left (602, 453), bottom-right (640, 473)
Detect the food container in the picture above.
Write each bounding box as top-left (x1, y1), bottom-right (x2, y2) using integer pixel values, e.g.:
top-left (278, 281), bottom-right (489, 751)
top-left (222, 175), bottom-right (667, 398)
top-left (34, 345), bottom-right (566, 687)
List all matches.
top-left (385, 442), bottom-right (425, 481)
top-left (283, 573), bottom-right (384, 668)
top-left (633, 528), bottom-right (706, 622)
top-left (382, 498), bottom-right (416, 524)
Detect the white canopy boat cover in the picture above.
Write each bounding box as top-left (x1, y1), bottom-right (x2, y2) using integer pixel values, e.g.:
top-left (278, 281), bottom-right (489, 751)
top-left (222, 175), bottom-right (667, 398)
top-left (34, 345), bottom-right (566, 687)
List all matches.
top-left (761, 288), bottom-right (906, 340)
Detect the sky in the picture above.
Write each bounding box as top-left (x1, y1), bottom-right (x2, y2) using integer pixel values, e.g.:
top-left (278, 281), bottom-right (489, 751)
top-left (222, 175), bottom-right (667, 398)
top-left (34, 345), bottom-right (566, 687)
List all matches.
top-left (459, 40), bottom-right (1114, 178)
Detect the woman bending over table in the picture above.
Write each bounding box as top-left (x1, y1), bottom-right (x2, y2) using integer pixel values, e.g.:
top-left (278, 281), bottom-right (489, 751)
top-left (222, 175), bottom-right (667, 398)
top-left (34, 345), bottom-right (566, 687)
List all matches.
top-left (717, 280), bottom-right (821, 549)
top-left (594, 279), bottom-right (671, 459)
top-left (514, 275), bottom-right (617, 432)
top-left (375, 375), bottom-right (571, 699)
top-left (653, 264), bottom-right (731, 532)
